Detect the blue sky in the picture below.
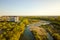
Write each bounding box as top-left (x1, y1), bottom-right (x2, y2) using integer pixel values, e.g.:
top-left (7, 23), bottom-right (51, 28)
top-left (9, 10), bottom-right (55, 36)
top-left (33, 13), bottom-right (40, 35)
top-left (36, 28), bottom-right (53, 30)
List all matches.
top-left (0, 0), bottom-right (60, 15)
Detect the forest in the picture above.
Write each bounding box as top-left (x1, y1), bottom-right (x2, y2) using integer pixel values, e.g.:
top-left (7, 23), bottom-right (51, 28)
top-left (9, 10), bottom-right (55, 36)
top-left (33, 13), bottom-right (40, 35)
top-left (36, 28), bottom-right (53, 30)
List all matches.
top-left (0, 16), bottom-right (60, 40)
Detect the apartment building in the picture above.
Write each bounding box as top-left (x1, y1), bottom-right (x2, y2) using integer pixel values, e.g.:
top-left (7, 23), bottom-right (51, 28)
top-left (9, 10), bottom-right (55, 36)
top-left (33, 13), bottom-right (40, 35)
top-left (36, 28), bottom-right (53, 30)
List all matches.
top-left (0, 16), bottom-right (20, 22)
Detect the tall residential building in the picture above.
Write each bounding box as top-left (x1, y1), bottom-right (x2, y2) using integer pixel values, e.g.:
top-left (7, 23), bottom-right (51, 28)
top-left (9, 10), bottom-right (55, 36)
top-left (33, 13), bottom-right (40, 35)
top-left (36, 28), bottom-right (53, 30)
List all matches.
top-left (0, 16), bottom-right (20, 22)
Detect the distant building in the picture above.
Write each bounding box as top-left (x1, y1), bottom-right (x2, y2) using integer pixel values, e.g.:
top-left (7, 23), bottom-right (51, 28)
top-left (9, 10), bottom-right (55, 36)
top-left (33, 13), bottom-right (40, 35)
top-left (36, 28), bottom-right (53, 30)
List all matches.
top-left (0, 16), bottom-right (20, 22)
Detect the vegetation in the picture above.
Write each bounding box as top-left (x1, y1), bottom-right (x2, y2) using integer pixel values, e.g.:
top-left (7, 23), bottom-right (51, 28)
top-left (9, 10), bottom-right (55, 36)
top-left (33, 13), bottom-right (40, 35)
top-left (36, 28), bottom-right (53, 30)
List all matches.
top-left (0, 17), bottom-right (29, 40)
top-left (26, 16), bottom-right (60, 40)
top-left (30, 27), bottom-right (48, 40)
top-left (0, 16), bottom-right (60, 40)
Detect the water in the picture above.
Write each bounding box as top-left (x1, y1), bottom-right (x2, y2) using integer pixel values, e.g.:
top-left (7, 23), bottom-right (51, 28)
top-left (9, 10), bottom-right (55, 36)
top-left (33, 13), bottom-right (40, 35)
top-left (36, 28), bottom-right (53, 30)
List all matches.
top-left (28, 20), bottom-right (50, 27)
top-left (47, 33), bottom-right (53, 40)
top-left (20, 27), bottom-right (35, 40)
top-left (20, 20), bottom-right (53, 40)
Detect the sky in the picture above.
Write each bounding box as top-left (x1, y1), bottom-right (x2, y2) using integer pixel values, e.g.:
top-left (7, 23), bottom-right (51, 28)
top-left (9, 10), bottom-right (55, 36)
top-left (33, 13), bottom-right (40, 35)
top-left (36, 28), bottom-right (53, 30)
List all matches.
top-left (0, 0), bottom-right (60, 16)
